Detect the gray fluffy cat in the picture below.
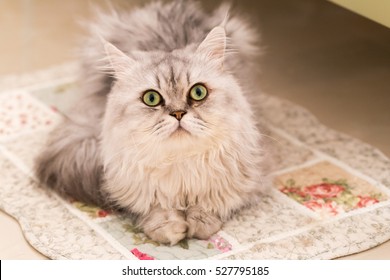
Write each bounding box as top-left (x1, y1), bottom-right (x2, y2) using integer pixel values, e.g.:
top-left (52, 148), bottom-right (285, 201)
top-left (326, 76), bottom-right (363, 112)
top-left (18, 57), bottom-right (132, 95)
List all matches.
top-left (35, 0), bottom-right (265, 245)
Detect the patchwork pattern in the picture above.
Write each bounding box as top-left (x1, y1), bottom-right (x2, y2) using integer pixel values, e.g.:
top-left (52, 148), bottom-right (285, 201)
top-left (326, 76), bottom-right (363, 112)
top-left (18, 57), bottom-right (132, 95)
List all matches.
top-left (0, 152), bottom-right (127, 260)
top-left (30, 82), bottom-right (80, 114)
top-left (275, 161), bottom-right (388, 218)
top-left (70, 200), bottom-right (232, 260)
top-left (226, 205), bottom-right (390, 260)
top-left (223, 194), bottom-right (316, 243)
top-left (0, 71), bottom-right (390, 260)
top-left (1, 128), bottom-right (53, 170)
top-left (265, 129), bottom-right (316, 172)
top-left (0, 91), bottom-right (60, 139)
top-left (99, 217), bottom-right (225, 260)
top-left (256, 93), bottom-right (390, 188)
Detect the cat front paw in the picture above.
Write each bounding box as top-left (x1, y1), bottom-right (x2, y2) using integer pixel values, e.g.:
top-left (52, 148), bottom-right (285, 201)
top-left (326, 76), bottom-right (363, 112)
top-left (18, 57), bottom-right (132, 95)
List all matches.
top-left (140, 208), bottom-right (188, 246)
top-left (145, 220), bottom-right (188, 245)
top-left (186, 207), bottom-right (222, 240)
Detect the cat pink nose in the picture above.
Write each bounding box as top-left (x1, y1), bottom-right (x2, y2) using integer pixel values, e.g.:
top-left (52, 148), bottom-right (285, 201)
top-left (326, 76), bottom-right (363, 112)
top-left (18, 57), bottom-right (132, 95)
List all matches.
top-left (169, 110), bottom-right (187, 121)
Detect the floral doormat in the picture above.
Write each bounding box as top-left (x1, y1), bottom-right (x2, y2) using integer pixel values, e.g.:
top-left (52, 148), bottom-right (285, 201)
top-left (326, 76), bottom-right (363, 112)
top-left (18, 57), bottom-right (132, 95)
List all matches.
top-left (0, 63), bottom-right (389, 260)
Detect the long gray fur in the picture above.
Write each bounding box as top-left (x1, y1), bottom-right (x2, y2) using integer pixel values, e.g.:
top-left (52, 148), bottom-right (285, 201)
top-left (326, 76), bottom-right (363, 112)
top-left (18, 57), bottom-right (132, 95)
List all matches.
top-left (35, 0), bottom-right (259, 208)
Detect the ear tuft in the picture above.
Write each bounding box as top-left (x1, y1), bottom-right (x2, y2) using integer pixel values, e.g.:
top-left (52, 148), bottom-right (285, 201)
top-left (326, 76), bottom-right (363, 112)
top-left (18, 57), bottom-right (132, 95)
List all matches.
top-left (197, 26), bottom-right (226, 65)
top-left (100, 37), bottom-right (134, 77)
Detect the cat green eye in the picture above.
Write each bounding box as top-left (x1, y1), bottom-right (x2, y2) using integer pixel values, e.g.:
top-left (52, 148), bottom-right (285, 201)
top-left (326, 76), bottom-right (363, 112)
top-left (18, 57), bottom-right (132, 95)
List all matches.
top-left (189, 84), bottom-right (208, 101)
top-left (142, 90), bottom-right (162, 107)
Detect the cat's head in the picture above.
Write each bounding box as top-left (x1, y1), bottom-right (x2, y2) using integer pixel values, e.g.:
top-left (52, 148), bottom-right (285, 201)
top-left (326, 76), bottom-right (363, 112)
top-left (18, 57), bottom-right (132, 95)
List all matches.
top-left (101, 26), bottom-right (256, 162)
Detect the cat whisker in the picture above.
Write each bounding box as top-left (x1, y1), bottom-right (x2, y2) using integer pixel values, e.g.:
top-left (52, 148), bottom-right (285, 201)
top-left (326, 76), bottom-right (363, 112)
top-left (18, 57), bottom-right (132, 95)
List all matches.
top-left (191, 118), bottom-right (212, 130)
top-left (154, 123), bottom-right (175, 136)
top-left (258, 133), bottom-right (283, 146)
top-left (141, 119), bottom-right (165, 132)
top-left (187, 123), bottom-right (208, 132)
top-left (152, 123), bottom-right (166, 134)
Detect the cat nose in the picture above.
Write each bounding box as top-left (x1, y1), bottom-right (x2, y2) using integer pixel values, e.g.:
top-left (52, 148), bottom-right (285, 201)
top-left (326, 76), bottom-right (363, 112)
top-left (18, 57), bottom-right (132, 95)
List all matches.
top-left (169, 110), bottom-right (187, 121)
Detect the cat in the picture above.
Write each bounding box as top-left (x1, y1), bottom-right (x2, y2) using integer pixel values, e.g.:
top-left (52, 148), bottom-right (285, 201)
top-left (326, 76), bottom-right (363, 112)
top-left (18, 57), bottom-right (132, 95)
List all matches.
top-left (35, 0), bottom-right (265, 245)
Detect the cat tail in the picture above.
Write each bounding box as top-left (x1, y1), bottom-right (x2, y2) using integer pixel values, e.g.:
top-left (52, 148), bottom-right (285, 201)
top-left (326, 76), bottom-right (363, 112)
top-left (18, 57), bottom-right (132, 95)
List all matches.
top-left (34, 96), bottom-right (108, 207)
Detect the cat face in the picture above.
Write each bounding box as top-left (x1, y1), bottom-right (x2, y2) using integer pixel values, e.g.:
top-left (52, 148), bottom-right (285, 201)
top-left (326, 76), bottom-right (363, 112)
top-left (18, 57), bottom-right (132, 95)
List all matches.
top-left (102, 27), bottom-right (252, 158)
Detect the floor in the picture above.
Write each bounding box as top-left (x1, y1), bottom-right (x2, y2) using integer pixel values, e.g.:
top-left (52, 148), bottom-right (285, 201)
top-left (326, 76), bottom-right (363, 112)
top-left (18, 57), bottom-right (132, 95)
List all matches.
top-left (0, 0), bottom-right (389, 259)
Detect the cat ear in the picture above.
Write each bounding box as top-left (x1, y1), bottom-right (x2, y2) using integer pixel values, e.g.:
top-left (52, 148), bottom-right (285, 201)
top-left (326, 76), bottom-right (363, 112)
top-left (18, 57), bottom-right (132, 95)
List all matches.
top-left (102, 39), bottom-right (135, 77)
top-left (197, 26), bottom-right (226, 67)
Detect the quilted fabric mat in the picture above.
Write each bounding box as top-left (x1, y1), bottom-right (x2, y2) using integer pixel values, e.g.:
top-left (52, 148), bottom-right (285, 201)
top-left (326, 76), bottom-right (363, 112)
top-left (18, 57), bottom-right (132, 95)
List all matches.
top-left (0, 63), bottom-right (389, 260)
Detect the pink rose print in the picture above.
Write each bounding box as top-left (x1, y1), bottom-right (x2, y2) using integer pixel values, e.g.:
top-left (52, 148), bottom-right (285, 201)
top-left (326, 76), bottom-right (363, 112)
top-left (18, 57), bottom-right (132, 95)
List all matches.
top-left (357, 196), bottom-right (379, 208)
top-left (280, 187), bottom-right (306, 198)
top-left (304, 183), bottom-right (344, 199)
top-left (303, 200), bottom-right (323, 210)
top-left (280, 177), bottom-right (385, 217)
top-left (97, 210), bottom-right (110, 218)
top-left (209, 235), bottom-right (232, 253)
top-left (303, 200), bottom-right (342, 216)
top-left (131, 248), bottom-right (155, 260)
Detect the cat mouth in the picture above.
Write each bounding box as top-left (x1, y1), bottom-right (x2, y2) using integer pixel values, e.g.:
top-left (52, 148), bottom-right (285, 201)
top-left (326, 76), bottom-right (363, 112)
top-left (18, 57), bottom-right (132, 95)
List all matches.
top-left (171, 125), bottom-right (190, 136)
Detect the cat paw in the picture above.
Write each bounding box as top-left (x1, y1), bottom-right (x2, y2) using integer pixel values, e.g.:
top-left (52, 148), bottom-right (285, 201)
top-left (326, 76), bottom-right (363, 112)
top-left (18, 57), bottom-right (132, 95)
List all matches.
top-left (141, 209), bottom-right (188, 245)
top-left (186, 207), bottom-right (222, 240)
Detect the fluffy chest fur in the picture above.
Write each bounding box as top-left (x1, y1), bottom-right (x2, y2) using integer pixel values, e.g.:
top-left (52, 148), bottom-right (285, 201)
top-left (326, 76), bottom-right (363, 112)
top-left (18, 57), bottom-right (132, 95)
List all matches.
top-left (102, 136), bottom-right (261, 220)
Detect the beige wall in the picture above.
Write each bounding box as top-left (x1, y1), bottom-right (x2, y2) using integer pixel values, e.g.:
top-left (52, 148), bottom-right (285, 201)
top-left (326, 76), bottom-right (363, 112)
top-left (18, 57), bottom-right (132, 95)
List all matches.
top-left (329, 0), bottom-right (390, 28)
